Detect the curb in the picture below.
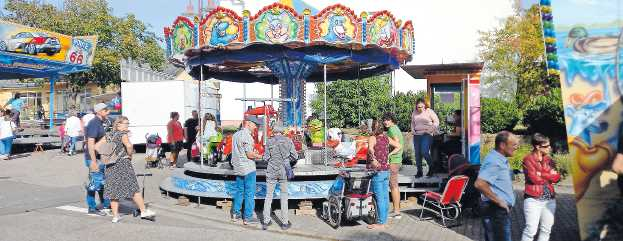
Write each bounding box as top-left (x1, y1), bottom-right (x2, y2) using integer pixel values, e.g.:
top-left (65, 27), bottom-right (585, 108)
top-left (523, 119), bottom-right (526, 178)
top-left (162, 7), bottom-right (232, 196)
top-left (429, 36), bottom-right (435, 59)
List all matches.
top-left (149, 202), bottom-right (340, 241)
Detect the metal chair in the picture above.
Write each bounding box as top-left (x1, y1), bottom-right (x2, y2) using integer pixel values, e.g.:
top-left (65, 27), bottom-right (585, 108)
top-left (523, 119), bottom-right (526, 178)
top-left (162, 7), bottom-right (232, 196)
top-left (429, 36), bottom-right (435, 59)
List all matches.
top-left (418, 175), bottom-right (469, 227)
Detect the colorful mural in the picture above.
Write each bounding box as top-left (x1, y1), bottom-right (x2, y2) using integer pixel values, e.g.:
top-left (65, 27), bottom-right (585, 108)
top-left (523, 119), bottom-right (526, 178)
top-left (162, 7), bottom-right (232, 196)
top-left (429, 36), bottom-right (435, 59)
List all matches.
top-left (171, 176), bottom-right (334, 199)
top-left (0, 20), bottom-right (97, 66)
top-left (164, 3), bottom-right (413, 61)
top-left (169, 17), bottom-right (195, 56)
top-left (201, 10), bottom-right (241, 47)
top-left (468, 76), bottom-right (481, 164)
top-left (164, 3), bottom-right (414, 126)
top-left (533, 0), bottom-right (623, 239)
top-left (367, 12), bottom-right (398, 48)
top-left (253, 6), bottom-right (300, 44)
top-left (316, 8), bottom-right (357, 43)
top-left (401, 21), bottom-right (415, 56)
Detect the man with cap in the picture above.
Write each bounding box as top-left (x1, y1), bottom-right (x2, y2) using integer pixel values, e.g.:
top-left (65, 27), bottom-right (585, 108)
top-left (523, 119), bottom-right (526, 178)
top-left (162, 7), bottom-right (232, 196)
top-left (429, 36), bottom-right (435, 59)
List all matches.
top-left (83, 103), bottom-right (112, 216)
top-left (261, 122), bottom-right (297, 230)
top-left (231, 115), bottom-right (263, 225)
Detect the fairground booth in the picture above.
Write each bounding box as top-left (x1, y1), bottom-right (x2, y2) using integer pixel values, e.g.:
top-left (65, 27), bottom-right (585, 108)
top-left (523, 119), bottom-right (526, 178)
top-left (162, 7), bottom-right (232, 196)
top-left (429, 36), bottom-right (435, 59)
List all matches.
top-left (0, 20), bottom-right (97, 128)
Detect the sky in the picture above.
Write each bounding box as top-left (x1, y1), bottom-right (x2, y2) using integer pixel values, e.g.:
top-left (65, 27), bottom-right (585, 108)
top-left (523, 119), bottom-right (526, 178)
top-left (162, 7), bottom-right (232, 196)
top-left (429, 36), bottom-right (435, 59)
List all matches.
top-left (103, 0), bottom-right (514, 120)
top-left (105, 0), bottom-right (514, 65)
top-left (4, 0), bottom-right (515, 120)
top-left (521, 0), bottom-right (621, 26)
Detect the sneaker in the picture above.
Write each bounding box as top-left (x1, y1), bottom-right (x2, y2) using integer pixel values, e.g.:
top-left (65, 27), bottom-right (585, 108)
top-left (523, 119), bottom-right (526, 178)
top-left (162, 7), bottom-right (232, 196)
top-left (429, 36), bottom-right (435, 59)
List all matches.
top-left (280, 222), bottom-right (292, 231)
top-left (100, 208), bottom-right (112, 216)
top-left (231, 213), bottom-right (241, 222)
top-left (111, 216), bottom-right (122, 223)
top-left (243, 217), bottom-right (260, 225)
top-left (140, 209), bottom-right (156, 219)
top-left (87, 209), bottom-right (107, 216)
top-left (389, 213), bottom-right (402, 219)
top-left (262, 220), bottom-right (272, 230)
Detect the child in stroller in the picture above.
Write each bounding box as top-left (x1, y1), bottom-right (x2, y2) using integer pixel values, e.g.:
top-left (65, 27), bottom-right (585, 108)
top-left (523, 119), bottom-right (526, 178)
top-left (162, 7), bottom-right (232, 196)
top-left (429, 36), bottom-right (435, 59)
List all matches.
top-left (145, 133), bottom-right (166, 168)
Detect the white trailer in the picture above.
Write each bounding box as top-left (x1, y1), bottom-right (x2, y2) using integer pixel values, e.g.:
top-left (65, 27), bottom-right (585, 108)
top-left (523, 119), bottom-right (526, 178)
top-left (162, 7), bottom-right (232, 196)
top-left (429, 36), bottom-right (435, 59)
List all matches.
top-left (121, 80), bottom-right (220, 145)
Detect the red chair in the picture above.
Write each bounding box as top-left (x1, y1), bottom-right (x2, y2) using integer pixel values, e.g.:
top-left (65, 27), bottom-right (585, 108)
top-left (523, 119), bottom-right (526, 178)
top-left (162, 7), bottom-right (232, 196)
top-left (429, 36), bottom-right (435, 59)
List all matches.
top-left (418, 175), bottom-right (469, 227)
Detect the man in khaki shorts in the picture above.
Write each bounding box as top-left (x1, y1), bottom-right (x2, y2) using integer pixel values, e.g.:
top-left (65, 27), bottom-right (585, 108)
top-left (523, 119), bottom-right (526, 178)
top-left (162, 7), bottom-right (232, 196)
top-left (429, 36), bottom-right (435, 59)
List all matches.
top-left (383, 112), bottom-right (404, 219)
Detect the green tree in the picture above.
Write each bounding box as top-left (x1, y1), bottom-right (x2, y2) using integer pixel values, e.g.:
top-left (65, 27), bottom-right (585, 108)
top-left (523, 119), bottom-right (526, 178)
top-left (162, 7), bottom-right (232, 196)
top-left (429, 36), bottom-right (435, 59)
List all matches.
top-left (478, 5), bottom-right (556, 106)
top-left (481, 98), bottom-right (521, 133)
top-left (2, 0), bottom-right (165, 91)
top-left (311, 75), bottom-right (392, 128)
top-left (523, 88), bottom-right (567, 151)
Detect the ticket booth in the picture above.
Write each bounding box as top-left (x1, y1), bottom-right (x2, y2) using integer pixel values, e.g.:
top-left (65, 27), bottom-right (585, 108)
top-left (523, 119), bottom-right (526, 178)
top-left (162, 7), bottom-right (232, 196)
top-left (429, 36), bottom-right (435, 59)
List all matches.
top-left (403, 62), bottom-right (483, 165)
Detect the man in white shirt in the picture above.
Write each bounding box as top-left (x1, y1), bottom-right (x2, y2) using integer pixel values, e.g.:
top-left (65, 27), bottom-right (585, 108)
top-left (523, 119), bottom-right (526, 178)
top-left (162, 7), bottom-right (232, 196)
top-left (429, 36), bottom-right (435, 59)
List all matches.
top-left (80, 111), bottom-right (95, 154)
top-left (64, 111), bottom-right (82, 156)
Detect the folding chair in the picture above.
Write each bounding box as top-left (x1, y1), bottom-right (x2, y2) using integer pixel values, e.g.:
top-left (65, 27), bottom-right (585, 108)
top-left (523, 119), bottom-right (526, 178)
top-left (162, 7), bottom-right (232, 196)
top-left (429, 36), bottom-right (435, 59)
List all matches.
top-left (418, 175), bottom-right (469, 227)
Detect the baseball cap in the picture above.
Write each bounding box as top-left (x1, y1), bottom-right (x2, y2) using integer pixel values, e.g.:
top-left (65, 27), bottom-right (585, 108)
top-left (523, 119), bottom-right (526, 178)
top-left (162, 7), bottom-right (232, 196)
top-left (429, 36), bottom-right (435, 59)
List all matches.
top-left (94, 103), bottom-right (108, 112)
top-left (245, 115), bottom-right (263, 126)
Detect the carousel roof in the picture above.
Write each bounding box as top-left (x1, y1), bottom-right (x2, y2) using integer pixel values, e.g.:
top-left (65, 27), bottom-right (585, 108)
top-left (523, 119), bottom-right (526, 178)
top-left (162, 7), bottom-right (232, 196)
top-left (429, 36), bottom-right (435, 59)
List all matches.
top-left (164, 3), bottom-right (414, 83)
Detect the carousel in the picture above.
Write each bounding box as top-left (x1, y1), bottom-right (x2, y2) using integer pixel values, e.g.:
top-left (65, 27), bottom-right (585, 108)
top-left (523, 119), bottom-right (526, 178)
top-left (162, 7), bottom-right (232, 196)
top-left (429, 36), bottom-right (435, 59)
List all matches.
top-left (159, 3), bottom-right (433, 200)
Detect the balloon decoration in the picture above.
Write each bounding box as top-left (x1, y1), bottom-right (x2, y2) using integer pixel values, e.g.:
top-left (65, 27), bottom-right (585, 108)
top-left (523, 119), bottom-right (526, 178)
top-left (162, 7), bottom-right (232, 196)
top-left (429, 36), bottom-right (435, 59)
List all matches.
top-left (540, 0), bottom-right (559, 81)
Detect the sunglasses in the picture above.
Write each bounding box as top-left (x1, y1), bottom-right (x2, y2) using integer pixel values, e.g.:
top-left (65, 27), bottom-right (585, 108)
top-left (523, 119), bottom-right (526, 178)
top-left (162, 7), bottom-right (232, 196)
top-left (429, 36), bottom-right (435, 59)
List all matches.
top-left (539, 144), bottom-right (551, 148)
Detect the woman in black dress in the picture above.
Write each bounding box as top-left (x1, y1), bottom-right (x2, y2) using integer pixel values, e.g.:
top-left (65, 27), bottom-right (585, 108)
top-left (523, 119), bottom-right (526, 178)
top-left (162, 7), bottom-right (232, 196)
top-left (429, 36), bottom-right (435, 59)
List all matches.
top-left (100, 116), bottom-right (156, 223)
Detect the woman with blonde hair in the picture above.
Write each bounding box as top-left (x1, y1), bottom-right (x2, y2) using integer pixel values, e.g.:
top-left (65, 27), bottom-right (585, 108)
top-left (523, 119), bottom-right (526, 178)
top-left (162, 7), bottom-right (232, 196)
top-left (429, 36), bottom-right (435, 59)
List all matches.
top-left (98, 116), bottom-right (155, 223)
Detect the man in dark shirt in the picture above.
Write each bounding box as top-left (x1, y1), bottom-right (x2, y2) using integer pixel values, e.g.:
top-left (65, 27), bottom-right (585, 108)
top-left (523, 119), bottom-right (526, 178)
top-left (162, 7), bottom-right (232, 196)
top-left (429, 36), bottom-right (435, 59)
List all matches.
top-left (84, 103), bottom-right (111, 216)
top-left (184, 110), bottom-right (199, 162)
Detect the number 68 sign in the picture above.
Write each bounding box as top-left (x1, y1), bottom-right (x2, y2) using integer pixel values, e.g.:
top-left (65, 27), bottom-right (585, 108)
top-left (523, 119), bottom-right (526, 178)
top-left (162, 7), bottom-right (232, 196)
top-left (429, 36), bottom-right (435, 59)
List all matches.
top-left (65, 36), bottom-right (96, 66)
top-left (68, 51), bottom-right (84, 64)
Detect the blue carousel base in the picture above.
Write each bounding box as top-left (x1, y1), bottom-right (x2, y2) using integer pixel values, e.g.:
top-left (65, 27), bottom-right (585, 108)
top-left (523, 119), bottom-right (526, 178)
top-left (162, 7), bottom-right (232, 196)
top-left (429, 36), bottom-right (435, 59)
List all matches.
top-left (160, 162), bottom-right (444, 200)
top-left (160, 162), bottom-right (339, 199)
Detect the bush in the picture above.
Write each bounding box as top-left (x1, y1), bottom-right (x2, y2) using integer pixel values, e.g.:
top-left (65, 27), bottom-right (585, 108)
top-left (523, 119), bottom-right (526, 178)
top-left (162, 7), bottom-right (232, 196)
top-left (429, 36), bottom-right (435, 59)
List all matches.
top-left (481, 98), bottom-right (522, 133)
top-left (523, 88), bottom-right (567, 150)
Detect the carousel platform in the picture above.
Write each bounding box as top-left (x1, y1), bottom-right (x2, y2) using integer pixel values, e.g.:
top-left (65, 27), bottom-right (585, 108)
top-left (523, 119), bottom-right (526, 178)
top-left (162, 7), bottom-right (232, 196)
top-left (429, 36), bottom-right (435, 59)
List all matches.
top-left (160, 161), bottom-right (444, 200)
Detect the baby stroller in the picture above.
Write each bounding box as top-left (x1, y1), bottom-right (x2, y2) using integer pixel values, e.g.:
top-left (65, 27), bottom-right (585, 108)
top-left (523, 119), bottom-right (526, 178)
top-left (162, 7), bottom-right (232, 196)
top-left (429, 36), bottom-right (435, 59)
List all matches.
top-left (145, 133), bottom-right (166, 169)
top-left (322, 169), bottom-right (377, 229)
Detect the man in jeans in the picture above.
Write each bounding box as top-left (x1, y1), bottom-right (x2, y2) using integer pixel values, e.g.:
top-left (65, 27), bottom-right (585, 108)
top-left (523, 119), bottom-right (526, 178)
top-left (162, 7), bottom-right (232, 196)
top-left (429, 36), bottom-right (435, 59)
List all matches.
top-left (475, 131), bottom-right (519, 241)
top-left (231, 116), bottom-right (263, 225)
top-left (84, 103), bottom-right (112, 216)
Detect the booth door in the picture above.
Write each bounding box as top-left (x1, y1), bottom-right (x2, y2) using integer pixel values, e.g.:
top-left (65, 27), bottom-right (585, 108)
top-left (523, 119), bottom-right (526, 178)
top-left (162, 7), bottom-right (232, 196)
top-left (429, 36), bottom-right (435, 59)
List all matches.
top-left (430, 83), bottom-right (465, 169)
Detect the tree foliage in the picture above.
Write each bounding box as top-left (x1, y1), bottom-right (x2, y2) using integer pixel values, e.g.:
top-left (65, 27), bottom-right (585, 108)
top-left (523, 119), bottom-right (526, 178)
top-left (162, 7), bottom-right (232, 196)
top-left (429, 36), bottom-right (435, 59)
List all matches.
top-left (481, 98), bottom-right (521, 134)
top-left (523, 88), bottom-right (567, 150)
top-left (478, 5), bottom-right (556, 106)
top-left (311, 75), bottom-right (392, 128)
top-left (310, 75), bottom-right (433, 133)
top-left (2, 0), bottom-right (165, 91)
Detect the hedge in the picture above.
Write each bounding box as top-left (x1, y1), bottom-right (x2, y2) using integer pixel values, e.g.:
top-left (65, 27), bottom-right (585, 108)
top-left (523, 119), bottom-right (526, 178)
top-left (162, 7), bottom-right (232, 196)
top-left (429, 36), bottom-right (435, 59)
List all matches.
top-left (481, 98), bottom-right (521, 133)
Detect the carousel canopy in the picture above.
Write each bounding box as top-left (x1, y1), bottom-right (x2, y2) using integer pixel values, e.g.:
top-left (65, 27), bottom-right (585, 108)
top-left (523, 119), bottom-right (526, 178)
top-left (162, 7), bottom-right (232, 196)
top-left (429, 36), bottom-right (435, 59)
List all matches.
top-left (164, 3), bottom-right (414, 83)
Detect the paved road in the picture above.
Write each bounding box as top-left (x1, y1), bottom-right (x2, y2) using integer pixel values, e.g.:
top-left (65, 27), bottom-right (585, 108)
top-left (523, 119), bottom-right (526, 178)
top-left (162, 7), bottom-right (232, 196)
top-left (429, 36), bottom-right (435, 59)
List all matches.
top-left (0, 150), bottom-right (580, 241)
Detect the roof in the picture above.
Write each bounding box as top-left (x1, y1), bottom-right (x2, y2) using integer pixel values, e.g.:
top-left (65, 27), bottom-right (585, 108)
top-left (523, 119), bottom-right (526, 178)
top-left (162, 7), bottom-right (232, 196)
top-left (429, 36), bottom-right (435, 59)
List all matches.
top-left (0, 79), bottom-right (40, 89)
top-left (402, 62), bottom-right (484, 79)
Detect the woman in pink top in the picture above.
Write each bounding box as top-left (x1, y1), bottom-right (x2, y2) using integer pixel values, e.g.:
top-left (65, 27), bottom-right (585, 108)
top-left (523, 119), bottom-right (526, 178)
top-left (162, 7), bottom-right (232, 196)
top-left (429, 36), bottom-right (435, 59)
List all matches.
top-left (167, 112), bottom-right (185, 167)
top-left (410, 99), bottom-right (439, 178)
